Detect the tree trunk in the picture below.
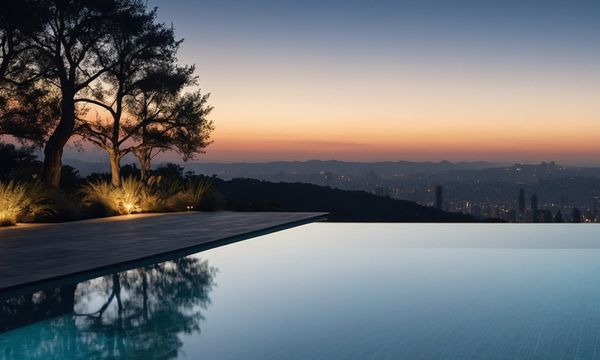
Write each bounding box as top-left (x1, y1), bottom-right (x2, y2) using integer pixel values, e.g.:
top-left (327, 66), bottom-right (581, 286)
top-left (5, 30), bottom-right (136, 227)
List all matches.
top-left (141, 269), bottom-right (149, 321)
top-left (42, 139), bottom-right (64, 187)
top-left (108, 150), bottom-right (121, 187)
top-left (136, 149), bottom-right (151, 181)
top-left (42, 87), bottom-right (76, 187)
top-left (58, 284), bottom-right (77, 315)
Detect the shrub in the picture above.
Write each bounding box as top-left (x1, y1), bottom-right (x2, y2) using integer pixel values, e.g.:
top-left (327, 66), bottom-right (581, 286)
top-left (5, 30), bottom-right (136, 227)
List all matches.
top-left (181, 179), bottom-right (214, 209)
top-left (80, 176), bottom-right (214, 215)
top-left (164, 178), bottom-right (213, 211)
top-left (80, 180), bottom-right (119, 215)
top-left (146, 176), bottom-right (182, 205)
top-left (81, 176), bottom-right (158, 215)
top-left (0, 180), bottom-right (53, 226)
top-left (119, 176), bottom-right (145, 214)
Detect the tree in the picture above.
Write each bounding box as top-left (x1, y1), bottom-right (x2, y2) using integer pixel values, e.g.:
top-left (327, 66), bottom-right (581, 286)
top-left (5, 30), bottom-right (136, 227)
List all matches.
top-left (0, 142), bottom-right (38, 181)
top-left (0, 0), bottom-right (57, 145)
top-left (129, 71), bottom-right (214, 180)
top-left (76, 2), bottom-right (181, 187)
top-left (0, 85), bottom-right (60, 145)
top-left (0, 0), bottom-right (44, 81)
top-left (151, 163), bottom-right (185, 180)
top-left (28, 0), bottom-right (124, 187)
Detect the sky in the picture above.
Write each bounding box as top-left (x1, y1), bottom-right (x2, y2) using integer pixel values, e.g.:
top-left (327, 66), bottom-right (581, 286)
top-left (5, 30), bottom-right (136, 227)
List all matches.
top-left (84, 0), bottom-right (600, 164)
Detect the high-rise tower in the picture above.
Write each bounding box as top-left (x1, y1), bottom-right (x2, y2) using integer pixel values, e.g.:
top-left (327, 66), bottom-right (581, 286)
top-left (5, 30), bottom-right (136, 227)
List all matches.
top-left (435, 186), bottom-right (443, 210)
top-left (518, 189), bottom-right (526, 214)
top-left (531, 193), bottom-right (538, 211)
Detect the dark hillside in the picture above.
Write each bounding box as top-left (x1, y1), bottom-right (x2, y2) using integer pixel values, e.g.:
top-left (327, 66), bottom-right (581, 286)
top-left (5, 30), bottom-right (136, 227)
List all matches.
top-left (214, 178), bottom-right (476, 222)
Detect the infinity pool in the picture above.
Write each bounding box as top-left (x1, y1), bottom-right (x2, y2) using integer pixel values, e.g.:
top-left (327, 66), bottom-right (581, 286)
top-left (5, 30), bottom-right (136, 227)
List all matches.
top-left (2, 223), bottom-right (600, 359)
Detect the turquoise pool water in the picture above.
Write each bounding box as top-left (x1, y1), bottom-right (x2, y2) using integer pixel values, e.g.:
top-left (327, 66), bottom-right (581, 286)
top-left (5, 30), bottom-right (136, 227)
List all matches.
top-left (2, 223), bottom-right (600, 359)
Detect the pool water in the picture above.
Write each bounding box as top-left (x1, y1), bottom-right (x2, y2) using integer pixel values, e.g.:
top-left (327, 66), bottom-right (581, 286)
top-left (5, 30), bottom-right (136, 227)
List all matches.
top-left (2, 223), bottom-right (600, 359)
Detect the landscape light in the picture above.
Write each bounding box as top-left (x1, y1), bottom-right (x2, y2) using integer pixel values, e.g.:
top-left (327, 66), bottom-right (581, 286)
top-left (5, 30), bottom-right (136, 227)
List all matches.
top-left (124, 202), bottom-right (136, 214)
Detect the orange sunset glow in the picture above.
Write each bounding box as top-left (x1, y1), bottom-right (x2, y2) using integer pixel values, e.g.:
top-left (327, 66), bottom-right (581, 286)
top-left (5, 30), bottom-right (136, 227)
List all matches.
top-left (9, 0), bottom-right (593, 166)
top-left (180, 60), bottom-right (600, 163)
top-left (137, 0), bottom-right (600, 165)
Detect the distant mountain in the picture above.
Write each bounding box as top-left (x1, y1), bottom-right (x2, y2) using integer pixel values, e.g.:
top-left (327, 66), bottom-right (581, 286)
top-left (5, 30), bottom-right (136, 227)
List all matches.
top-left (63, 158), bottom-right (109, 176)
top-left (184, 160), bottom-right (497, 179)
top-left (211, 178), bottom-right (478, 222)
top-left (64, 159), bottom-right (497, 178)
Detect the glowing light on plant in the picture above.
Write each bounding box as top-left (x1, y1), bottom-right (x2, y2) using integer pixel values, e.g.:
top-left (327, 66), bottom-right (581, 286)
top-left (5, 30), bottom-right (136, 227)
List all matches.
top-left (0, 181), bottom-right (52, 226)
top-left (81, 176), bottom-right (213, 215)
top-left (123, 202), bottom-right (135, 214)
top-left (81, 176), bottom-right (155, 215)
top-left (118, 177), bottom-right (144, 214)
top-left (81, 180), bottom-right (120, 214)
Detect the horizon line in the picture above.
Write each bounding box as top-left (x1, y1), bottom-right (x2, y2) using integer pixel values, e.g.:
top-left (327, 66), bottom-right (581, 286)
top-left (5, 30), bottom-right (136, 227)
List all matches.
top-left (61, 157), bottom-right (600, 168)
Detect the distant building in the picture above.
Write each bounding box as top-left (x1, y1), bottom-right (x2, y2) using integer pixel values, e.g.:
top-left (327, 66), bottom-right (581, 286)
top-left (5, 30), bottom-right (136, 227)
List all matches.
top-left (320, 171), bottom-right (334, 187)
top-left (530, 193), bottom-right (538, 211)
top-left (527, 209), bottom-right (552, 223)
top-left (537, 210), bottom-right (552, 223)
top-left (560, 195), bottom-right (567, 208)
top-left (506, 209), bottom-right (517, 223)
top-left (518, 189), bottom-right (526, 214)
top-left (572, 208), bottom-right (582, 223)
top-left (366, 169), bottom-right (378, 184)
top-left (554, 211), bottom-right (564, 223)
top-left (375, 186), bottom-right (391, 198)
top-left (435, 186), bottom-right (443, 210)
top-left (471, 204), bottom-right (482, 218)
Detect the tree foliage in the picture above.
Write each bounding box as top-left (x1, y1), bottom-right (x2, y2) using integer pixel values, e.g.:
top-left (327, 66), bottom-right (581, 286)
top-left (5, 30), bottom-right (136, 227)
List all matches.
top-left (0, 0), bottom-right (58, 144)
top-left (130, 71), bottom-right (214, 179)
top-left (0, 142), bottom-right (38, 181)
top-left (0, 0), bottom-right (214, 188)
top-left (28, 0), bottom-right (127, 186)
top-left (76, 3), bottom-right (184, 186)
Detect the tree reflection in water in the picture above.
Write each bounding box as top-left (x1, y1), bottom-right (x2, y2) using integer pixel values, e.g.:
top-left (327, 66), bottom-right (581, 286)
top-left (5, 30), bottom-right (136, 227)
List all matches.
top-left (0, 256), bottom-right (217, 360)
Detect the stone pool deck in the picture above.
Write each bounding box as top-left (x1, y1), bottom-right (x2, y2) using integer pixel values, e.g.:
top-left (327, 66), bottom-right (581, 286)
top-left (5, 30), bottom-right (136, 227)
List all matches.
top-left (0, 211), bottom-right (327, 296)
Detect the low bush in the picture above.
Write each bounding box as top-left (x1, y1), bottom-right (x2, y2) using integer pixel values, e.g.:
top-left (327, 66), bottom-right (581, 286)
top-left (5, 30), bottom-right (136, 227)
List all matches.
top-left (0, 180), bottom-right (53, 226)
top-left (163, 178), bottom-right (213, 211)
top-left (80, 176), bottom-right (215, 215)
top-left (81, 176), bottom-right (157, 215)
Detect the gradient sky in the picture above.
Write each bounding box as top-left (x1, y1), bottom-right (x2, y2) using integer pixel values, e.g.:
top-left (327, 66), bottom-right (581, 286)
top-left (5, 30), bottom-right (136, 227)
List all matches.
top-left (105, 1), bottom-right (600, 164)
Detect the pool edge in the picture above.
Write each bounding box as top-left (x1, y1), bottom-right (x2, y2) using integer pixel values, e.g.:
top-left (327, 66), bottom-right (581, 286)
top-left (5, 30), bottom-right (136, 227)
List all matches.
top-left (0, 212), bottom-right (328, 300)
